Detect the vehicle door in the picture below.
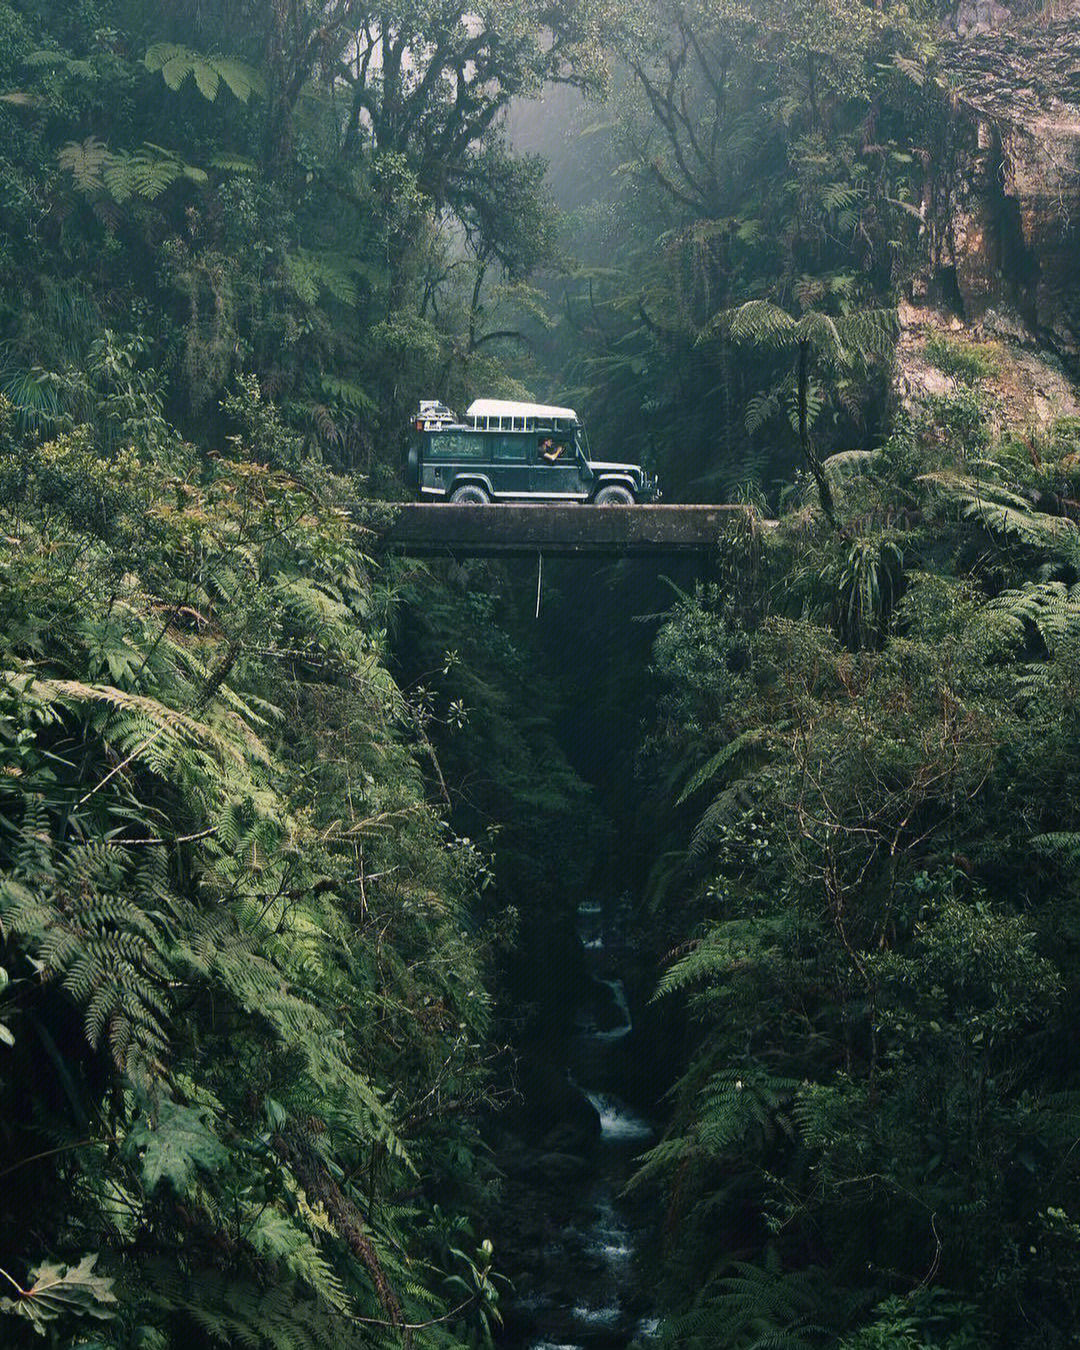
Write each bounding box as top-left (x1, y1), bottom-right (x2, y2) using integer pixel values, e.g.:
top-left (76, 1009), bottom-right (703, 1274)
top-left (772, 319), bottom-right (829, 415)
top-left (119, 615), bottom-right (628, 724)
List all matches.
top-left (488, 431), bottom-right (530, 497)
top-left (531, 432), bottom-right (587, 499)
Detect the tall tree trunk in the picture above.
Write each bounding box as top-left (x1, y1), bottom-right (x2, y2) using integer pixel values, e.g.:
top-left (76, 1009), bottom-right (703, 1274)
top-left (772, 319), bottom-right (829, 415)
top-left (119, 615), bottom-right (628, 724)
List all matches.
top-left (797, 339), bottom-right (840, 532)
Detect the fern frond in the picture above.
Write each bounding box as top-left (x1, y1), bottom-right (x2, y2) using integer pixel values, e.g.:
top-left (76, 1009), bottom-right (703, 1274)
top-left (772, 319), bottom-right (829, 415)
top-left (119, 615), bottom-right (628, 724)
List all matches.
top-left (794, 311), bottom-right (846, 367)
top-left (58, 137), bottom-right (110, 193)
top-left (210, 153), bottom-right (259, 174)
top-left (689, 780), bottom-right (759, 860)
top-left (985, 581), bottom-right (1080, 657)
top-left (665, 1258), bottom-right (831, 1347)
top-left (700, 299), bottom-right (797, 348)
top-left (746, 387), bottom-right (783, 436)
top-left (677, 730), bottom-right (768, 806)
top-left (822, 449), bottom-right (880, 482)
top-left (1030, 833), bottom-right (1080, 865)
top-left (3, 672), bottom-right (248, 774)
top-left (655, 920), bottom-right (783, 998)
top-left (920, 473), bottom-right (1079, 551)
top-left (145, 44), bottom-right (265, 103)
top-left (247, 1208), bottom-right (351, 1312)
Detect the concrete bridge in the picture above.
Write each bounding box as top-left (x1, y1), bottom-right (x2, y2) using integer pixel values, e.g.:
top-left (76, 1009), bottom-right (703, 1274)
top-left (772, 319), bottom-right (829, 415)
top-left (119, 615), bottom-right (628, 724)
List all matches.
top-left (364, 503), bottom-right (760, 558)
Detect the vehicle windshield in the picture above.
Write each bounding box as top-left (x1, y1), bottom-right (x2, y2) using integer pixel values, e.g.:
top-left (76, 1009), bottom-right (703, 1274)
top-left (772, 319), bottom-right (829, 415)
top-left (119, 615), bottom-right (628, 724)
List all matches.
top-left (575, 426), bottom-right (591, 458)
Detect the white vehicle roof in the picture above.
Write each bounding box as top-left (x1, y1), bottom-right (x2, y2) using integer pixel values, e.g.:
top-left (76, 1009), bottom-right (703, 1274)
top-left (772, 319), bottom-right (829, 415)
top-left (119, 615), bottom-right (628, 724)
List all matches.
top-left (466, 398), bottom-right (579, 423)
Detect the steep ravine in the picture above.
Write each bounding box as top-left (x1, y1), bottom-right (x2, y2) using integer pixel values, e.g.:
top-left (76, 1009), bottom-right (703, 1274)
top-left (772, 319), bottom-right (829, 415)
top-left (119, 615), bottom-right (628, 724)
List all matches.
top-left (496, 896), bottom-right (661, 1350)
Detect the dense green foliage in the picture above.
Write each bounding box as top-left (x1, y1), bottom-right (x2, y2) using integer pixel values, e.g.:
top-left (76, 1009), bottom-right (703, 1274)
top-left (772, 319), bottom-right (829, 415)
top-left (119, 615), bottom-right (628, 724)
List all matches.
top-left (0, 0), bottom-right (602, 473)
top-left (0, 376), bottom-right (507, 1347)
top-left (543, 0), bottom-right (944, 502)
top-left (0, 2), bottom-right (608, 1343)
top-left (635, 400), bottom-right (1080, 1346)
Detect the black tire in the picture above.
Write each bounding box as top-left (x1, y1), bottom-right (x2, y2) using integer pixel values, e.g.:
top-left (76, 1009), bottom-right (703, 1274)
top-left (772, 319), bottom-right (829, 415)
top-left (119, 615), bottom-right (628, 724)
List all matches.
top-left (449, 484), bottom-right (491, 504)
top-left (594, 484), bottom-right (635, 505)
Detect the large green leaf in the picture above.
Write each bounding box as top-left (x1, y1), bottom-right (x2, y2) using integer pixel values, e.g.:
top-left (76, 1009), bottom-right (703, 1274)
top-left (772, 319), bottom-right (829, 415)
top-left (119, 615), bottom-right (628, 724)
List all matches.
top-left (0, 1254), bottom-right (116, 1334)
top-left (127, 1099), bottom-right (227, 1193)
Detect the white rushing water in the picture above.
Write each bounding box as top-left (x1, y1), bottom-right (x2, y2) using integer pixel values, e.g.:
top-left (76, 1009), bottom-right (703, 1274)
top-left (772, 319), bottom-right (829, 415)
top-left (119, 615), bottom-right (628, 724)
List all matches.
top-left (583, 1090), bottom-right (654, 1143)
top-left (571, 1304), bottom-right (621, 1326)
top-left (594, 978), bottom-right (632, 1040)
top-left (512, 900), bottom-right (660, 1349)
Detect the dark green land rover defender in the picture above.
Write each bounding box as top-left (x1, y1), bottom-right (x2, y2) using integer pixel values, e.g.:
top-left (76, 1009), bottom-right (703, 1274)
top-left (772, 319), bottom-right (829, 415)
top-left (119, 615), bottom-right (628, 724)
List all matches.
top-left (405, 398), bottom-right (659, 504)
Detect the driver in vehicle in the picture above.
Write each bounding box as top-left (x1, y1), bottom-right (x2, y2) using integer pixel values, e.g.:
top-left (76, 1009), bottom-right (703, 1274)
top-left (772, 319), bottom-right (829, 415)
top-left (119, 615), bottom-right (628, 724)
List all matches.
top-left (539, 437), bottom-right (565, 462)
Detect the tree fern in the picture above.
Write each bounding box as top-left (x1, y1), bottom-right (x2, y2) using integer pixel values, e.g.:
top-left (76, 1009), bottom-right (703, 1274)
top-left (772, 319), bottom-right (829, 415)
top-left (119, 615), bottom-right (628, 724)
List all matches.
top-left (984, 581), bottom-right (1080, 657)
top-left (701, 299), bottom-right (798, 349)
top-left (697, 299), bottom-right (895, 525)
top-left (920, 471), bottom-right (1079, 551)
top-left (144, 44), bottom-right (265, 104)
top-left (59, 139), bottom-right (209, 205)
top-left (663, 1257), bottom-right (833, 1348)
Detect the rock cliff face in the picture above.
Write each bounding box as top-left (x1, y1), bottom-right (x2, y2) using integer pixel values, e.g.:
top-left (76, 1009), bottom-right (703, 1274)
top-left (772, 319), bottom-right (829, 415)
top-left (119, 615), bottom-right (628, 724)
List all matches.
top-left (896, 301), bottom-right (1080, 430)
top-left (928, 13), bottom-right (1080, 370)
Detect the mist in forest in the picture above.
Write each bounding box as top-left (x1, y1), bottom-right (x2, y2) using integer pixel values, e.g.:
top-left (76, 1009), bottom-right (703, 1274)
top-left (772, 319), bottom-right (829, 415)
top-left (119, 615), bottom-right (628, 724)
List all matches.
top-left (506, 84), bottom-right (612, 214)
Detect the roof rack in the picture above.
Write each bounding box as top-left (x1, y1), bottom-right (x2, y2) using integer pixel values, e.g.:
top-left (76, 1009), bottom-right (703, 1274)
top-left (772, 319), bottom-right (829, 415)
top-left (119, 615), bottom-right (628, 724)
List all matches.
top-left (466, 398), bottom-right (578, 426)
top-left (414, 399), bottom-right (459, 431)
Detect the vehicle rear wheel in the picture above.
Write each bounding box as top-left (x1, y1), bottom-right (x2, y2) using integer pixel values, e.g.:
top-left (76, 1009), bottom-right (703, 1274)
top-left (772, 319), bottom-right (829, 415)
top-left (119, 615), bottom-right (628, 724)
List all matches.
top-left (594, 484), bottom-right (635, 505)
top-left (449, 484), bottom-right (490, 503)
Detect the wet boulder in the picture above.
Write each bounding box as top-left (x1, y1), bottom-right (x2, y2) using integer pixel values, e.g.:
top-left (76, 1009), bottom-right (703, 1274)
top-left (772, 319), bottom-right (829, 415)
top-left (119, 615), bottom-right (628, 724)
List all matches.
top-left (515, 1057), bottom-right (602, 1145)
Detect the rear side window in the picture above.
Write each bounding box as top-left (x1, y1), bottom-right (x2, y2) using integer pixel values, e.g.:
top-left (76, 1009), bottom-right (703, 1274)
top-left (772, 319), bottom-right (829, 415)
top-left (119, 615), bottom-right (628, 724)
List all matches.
top-left (491, 434), bottom-right (528, 461)
top-left (425, 430), bottom-right (484, 460)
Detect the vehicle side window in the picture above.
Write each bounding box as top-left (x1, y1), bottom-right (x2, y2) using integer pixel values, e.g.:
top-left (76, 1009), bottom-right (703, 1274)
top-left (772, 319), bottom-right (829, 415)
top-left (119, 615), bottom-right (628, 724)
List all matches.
top-left (426, 431), bottom-right (483, 459)
top-left (492, 434), bottom-right (527, 461)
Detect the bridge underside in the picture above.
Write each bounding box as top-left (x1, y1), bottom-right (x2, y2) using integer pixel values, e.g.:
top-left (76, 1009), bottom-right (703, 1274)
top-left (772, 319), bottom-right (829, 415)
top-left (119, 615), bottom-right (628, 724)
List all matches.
top-left (366, 503), bottom-right (756, 558)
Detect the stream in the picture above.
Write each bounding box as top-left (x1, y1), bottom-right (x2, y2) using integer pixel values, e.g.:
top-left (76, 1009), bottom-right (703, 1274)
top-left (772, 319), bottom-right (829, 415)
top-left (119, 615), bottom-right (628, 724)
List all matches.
top-left (500, 899), bottom-right (661, 1350)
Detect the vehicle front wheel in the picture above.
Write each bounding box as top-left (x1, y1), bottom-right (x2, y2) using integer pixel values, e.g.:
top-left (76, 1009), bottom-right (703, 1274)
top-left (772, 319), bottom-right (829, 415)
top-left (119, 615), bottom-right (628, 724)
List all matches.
top-left (449, 484), bottom-right (491, 503)
top-left (594, 484), bottom-right (635, 505)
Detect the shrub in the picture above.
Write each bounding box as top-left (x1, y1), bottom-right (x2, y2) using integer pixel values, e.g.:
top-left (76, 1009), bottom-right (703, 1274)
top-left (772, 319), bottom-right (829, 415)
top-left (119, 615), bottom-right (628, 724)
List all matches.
top-left (924, 334), bottom-right (1001, 383)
